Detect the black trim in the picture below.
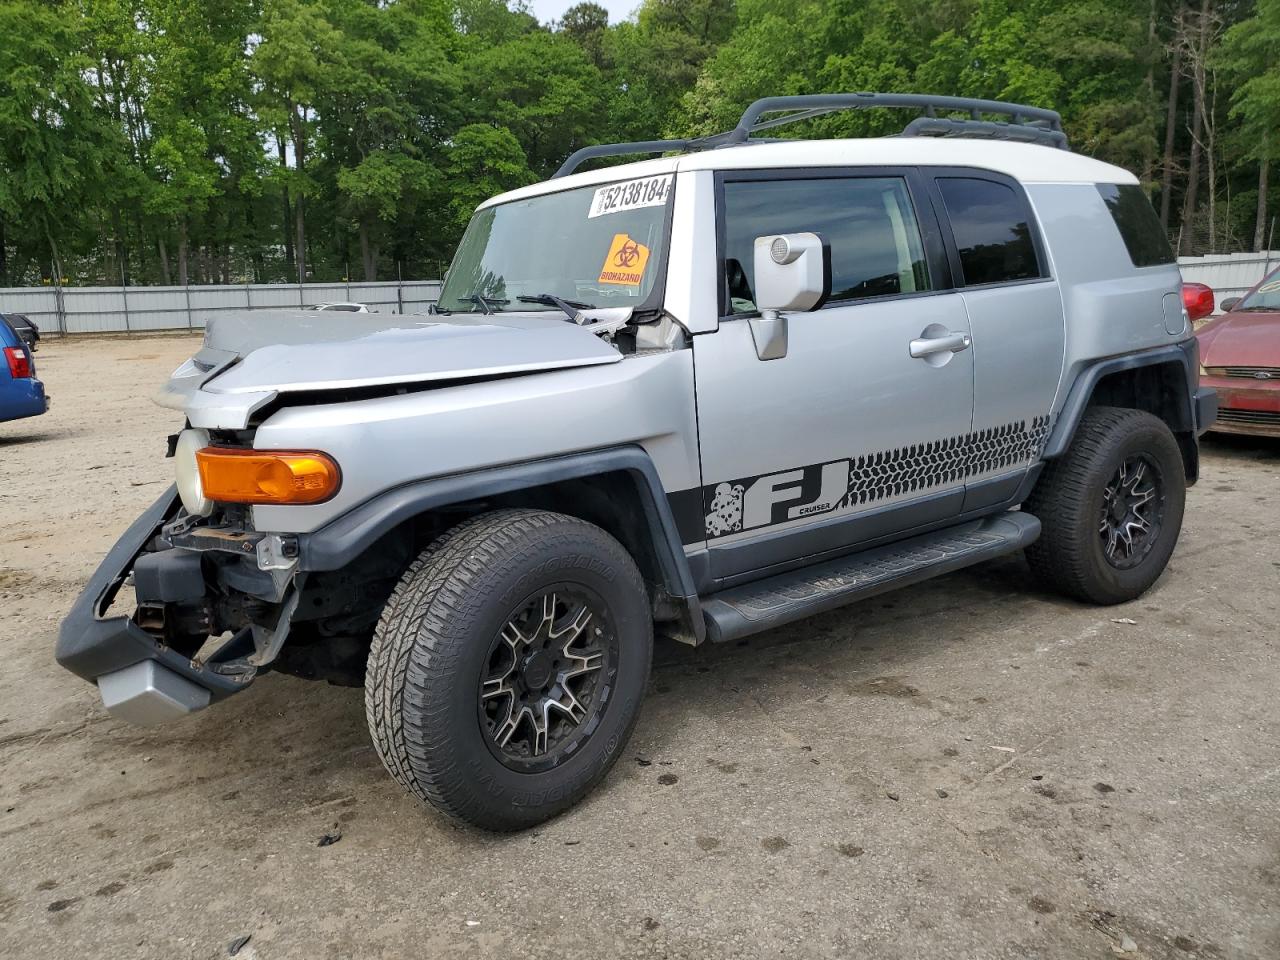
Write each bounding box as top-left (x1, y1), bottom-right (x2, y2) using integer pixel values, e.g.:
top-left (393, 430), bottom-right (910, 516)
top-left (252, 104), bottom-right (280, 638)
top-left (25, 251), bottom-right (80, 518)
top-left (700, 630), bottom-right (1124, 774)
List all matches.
top-left (666, 486), bottom-right (707, 546)
top-left (1195, 386), bottom-right (1218, 436)
top-left (297, 447), bottom-right (704, 640)
top-left (56, 487), bottom-right (247, 699)
top-left (712, 166), bottom-right (954, 320)
top-left (1044, 341), bottom-right (1199, 459)
top-left (960, 470), bottom-right (1027, 513)
top-left (709, 488), bottom-right (964, 583)
top-left (701, 511), bottom-right (1043, 644)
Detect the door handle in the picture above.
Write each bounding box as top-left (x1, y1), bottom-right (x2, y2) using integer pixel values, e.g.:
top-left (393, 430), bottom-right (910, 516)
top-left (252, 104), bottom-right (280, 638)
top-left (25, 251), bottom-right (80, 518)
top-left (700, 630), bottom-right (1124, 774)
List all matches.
top-left (909, 331), bottom-right (971, 359)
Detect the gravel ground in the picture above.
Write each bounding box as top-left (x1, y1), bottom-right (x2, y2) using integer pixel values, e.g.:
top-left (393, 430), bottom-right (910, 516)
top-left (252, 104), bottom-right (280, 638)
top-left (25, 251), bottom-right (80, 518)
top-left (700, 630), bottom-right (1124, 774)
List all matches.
top-left (1, 335), bottom-right (1277, 959)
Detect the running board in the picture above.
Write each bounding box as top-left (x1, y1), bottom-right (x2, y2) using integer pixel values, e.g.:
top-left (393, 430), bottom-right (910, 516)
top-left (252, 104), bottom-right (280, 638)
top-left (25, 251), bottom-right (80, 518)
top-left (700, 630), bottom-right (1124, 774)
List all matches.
top-left (701, 512), bottom-right (1040, 644)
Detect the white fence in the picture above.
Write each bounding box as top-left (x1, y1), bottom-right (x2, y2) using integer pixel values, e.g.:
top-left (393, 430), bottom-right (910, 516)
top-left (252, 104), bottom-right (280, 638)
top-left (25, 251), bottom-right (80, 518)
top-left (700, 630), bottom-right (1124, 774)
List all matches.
top-left (1, 252), bottom-right (1274, 334)
top-left (1178, 251), bottom-right (1279, 303)
top-left (0, 280), bottom-right (442, 335)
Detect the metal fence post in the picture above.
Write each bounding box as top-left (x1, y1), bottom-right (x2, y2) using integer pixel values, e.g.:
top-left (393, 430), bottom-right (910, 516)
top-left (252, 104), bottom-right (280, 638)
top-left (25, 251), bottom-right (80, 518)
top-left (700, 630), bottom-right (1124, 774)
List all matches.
top-left (184, 281), bottom-right (193, 331)
top-left (396, 261), bottom-right (404, 315)
top-left (120, 260), bottom-right (131, 335)
top-left (53, 262), bottom-right (66, 334)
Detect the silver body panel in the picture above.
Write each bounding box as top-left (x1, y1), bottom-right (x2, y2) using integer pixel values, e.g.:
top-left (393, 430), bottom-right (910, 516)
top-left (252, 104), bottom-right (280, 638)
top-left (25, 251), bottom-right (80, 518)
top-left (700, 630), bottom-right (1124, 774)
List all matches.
top-left (250, 350), bottom-right (701, 533)
top-left (164, 145), bottom-right (1185, 578)
top-left (98, 661), bottom-right (211, 725)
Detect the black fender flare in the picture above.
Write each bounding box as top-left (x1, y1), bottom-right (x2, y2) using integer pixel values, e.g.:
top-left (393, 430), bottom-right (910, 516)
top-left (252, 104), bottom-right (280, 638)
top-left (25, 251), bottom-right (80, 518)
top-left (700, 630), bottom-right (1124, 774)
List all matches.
top-left (1042, 340), bottom-right (1214, 481)
top-left (295, 445), bottom-right (705, 641)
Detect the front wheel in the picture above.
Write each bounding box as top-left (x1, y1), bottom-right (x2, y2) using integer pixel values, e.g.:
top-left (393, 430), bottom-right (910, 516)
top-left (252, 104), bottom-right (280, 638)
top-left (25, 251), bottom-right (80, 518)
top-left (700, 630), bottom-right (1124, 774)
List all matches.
top-left (1025, 407), bottom-right (1186, 605)
top-left (364, 509), bottom-right (652, 831)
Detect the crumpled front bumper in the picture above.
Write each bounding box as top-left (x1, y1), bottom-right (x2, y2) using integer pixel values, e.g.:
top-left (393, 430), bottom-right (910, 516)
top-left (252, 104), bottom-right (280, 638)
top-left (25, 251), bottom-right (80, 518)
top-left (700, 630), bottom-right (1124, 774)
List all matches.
top-left (56, 486), bottom-right (251, 725)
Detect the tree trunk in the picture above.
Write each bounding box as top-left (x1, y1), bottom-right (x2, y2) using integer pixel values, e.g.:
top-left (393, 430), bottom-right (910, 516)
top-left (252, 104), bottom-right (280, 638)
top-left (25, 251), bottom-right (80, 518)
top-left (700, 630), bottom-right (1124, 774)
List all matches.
top-left (290, 105), bottom-right (308, 285)
top-left (177, 219), bottom-right (189, 286)
top-left (158, 234), bottom-right (171, 285)
top-left (1178, 0), bottom-right (1212, 256)
top-left (1141, 0), bottom-right (1158, 185)
top-left (359, 219), bottom-right (377, 281)
top-left (1160, 10), bottom-right (1184, 230)
top-left (0, 216), bottom-right (7, 284)
top-left (1256, 153), bottom-right (1270, 252)
top-left (277, 135), bottom-right (295, 275)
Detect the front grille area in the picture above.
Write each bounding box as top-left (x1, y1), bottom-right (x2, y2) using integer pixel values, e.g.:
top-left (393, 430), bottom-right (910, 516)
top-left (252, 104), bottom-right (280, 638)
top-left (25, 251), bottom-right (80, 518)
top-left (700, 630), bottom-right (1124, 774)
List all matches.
top-left (1217, 407), bottom-right (1280, 426)
top-left (1207, 366), bottom-right (1280, 380)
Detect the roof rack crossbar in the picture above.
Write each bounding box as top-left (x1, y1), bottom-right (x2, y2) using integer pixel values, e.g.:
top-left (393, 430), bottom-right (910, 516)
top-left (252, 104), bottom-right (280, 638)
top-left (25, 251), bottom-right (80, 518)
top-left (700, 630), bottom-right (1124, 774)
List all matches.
top-left (900, 116), bottom-right (1069, 150)
top-left (552, 92), bottom-right (1068, 178)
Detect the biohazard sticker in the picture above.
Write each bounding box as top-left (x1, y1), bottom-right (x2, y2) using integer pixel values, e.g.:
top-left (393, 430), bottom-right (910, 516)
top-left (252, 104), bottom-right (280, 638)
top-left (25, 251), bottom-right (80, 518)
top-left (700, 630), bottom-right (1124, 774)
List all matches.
top-left (588, 175), bottom-right (673, 218)
top-left (598, 233), bottom-right (650, 286)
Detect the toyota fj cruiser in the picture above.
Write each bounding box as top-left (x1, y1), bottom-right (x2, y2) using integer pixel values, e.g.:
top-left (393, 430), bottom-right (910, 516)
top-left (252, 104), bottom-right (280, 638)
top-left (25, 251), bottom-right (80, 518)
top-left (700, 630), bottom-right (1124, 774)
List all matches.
top-left (58, 94), bottom-right (1218, 830)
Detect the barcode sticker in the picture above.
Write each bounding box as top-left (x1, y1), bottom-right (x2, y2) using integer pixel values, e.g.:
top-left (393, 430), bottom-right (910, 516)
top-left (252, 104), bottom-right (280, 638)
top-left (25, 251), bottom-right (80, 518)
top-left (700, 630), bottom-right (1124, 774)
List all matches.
top-left (588, 175), bottom-right (673, 218)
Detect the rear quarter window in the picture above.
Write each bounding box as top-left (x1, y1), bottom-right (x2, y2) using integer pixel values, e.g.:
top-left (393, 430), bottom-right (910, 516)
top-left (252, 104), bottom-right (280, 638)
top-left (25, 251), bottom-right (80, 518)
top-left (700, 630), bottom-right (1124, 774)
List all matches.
top-left (1096, 183), bottom-right (1175, 267)
top-left (936, 177), bottom-right (1042, 286)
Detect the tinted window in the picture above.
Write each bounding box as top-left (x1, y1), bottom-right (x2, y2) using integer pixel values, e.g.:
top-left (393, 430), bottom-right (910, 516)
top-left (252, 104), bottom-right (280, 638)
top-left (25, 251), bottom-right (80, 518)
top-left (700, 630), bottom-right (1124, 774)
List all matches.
top-left (721, 177), bottom-right (931, 314)
top-left (1097, 183), bottom-right (1175, 267)
top-left (937, 178), bottom-right (1041, 286)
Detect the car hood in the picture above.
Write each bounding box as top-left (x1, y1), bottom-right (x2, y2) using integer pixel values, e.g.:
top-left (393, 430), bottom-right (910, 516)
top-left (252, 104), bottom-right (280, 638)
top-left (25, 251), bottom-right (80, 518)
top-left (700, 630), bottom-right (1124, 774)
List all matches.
top-left (1197, 310), bottom-right (1280, 367)
top-left (155, 309), bottom-right (625, 429)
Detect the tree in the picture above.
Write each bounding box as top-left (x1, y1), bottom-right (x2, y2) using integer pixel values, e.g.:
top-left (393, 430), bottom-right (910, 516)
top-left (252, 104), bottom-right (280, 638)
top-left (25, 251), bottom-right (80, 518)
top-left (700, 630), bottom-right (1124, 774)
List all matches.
top-left (251, 0), bottom-right (343, 282)
top-left (1218, 0), bottom-right (1280, 250)
top-left (463, 31), bottom-right (606, 176)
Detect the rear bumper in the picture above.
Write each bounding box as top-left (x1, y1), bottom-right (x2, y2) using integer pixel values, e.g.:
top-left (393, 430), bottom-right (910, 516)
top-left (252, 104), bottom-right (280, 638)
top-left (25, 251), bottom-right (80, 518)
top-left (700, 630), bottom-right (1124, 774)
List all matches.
top-left (56, 487), bottom-right (250, 725)
top-left (1194, 386), bottom-right (1219, 436)
top-left (0, 377), bottom-right (47, 422)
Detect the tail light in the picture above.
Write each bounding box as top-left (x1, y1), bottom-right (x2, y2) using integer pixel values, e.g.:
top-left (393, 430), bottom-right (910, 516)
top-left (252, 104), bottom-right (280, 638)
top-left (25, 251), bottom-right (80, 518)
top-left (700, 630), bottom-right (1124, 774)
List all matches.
top-left (1182, 283), bottom-right (1215, 323)
top-left (195, 447), bottom-right (341, 505)
top-left (4, 346), bottom-right (31, 379)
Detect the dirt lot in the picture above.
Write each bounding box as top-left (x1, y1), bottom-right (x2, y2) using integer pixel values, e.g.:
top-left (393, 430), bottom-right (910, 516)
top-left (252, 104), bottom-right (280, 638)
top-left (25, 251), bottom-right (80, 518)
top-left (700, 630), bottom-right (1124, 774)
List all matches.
top-left (1, 335), bottom-right (1277, 959)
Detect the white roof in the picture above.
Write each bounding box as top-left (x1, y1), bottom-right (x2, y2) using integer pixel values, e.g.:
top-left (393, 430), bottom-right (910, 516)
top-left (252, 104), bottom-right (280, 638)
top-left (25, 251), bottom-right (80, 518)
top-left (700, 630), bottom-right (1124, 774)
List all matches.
top-left (482, 137), bottom-right (1135, 209)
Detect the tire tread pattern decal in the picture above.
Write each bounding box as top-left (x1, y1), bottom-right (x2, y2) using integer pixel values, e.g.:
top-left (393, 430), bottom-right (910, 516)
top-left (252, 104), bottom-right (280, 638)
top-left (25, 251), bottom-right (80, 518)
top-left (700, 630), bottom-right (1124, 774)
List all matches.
top-left (703, 415), bottom-right (1051, 539)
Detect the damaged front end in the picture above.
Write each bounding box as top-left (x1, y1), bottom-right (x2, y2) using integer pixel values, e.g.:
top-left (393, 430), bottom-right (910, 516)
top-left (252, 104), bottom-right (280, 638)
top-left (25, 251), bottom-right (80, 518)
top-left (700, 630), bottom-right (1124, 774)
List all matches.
top-left (57, 486), bottom-right (406, 725)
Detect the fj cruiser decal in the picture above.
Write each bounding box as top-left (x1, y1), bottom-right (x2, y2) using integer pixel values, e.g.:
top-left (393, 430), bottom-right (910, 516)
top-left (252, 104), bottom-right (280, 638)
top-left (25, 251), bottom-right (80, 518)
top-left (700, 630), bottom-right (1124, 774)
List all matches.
top-left (703, 417), bottom-right (1051, 539)
top-left (598, 233), bottom-right (650, 286)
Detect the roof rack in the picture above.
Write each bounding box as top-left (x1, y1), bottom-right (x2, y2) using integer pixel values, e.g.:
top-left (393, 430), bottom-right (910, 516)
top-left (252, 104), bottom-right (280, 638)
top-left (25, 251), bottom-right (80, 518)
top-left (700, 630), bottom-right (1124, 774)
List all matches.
top-left (553, 92), bottom-right (1067, 178)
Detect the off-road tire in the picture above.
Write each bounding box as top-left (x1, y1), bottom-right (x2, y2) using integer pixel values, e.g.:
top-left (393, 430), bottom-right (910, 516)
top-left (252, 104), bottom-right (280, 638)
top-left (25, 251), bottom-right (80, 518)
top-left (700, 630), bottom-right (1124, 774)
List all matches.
top-left (1025, 406), bottom-right (1185, 605)
top-left (364, 508), bottom-right (652, 831)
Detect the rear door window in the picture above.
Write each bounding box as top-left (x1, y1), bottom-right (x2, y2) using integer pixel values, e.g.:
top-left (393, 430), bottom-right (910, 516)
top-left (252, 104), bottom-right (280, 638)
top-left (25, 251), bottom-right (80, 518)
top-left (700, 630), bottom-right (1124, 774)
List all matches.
top-left (936, 177), bottom-right (1042, 286)
top-left (720, 176), bottom-right (931, 315)
top-left (1096, 183), bottom-right (1175, 267)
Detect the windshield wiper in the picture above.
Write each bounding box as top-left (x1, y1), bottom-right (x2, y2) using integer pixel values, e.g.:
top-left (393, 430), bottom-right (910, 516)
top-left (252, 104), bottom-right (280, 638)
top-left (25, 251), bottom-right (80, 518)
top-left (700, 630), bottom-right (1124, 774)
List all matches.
top-left (517, 293), bottom-right (596, 323)
top-left (458, 293), bottom-right (509, 315)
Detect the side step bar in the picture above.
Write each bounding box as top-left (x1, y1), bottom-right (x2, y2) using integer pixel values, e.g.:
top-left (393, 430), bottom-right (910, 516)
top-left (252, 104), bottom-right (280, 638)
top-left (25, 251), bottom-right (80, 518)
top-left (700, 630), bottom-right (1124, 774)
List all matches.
top-left (701, 512), bottom-right (1041, 644)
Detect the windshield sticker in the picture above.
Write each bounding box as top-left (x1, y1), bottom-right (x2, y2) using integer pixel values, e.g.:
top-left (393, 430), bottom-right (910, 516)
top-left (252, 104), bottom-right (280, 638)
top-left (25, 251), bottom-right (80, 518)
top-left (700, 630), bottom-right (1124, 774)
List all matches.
top-left (588, 175), bottom-right (673, 218)
top-left (598, 233), bottom-right (651, 286)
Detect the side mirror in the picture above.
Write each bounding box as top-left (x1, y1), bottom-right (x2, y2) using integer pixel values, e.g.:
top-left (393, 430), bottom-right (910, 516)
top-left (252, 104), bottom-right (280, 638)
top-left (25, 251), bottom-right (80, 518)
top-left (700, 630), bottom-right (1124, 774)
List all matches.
top-left (1220, 296), bottom-right (1241, 313)
top-left (748, 233), bottom-right (830, 360)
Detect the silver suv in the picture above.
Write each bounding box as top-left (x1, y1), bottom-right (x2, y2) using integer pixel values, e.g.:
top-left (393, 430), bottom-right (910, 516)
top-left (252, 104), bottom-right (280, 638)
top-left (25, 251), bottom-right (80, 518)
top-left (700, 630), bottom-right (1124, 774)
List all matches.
top-left (59, 94), bottom-right (1218, 830)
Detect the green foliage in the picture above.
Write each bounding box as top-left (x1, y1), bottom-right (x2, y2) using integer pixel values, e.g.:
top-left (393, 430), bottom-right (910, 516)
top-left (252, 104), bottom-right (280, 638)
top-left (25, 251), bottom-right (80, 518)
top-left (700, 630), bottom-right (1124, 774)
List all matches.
top-left (0, 0), bottom-right (1273, 284)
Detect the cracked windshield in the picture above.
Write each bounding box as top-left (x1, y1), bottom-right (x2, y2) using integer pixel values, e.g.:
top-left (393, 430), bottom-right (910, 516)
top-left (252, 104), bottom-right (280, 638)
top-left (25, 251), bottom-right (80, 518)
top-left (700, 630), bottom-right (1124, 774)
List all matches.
top-left (436, 174), bottom-right (672, 314)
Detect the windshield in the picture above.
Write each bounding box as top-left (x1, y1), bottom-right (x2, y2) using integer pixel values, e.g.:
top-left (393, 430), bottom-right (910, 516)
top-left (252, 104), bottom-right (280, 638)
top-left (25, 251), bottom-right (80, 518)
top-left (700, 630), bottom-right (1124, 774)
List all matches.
top-left (1237, 267), bottom-right (1280, 311)
top-left (437, 174), bottom-right (673, 313)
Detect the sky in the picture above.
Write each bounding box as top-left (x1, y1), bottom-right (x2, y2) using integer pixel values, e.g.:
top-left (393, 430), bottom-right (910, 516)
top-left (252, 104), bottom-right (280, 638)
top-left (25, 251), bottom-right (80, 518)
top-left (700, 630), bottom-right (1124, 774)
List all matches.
top-left (528, 0), bottom-right (639, 24)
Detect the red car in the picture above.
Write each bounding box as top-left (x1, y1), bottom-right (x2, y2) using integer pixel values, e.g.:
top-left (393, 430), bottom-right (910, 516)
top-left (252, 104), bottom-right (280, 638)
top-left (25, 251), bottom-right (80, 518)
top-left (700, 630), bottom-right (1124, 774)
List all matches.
top-left (1195, 269), bottom-right (1280, 437)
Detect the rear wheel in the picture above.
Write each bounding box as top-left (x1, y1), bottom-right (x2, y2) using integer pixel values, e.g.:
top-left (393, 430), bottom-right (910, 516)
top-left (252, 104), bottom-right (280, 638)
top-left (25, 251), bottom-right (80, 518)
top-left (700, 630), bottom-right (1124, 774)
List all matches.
top-left (365, 509), bottom-right (651, 831)
top-left (1025, 407), bottom-right (1186, 604)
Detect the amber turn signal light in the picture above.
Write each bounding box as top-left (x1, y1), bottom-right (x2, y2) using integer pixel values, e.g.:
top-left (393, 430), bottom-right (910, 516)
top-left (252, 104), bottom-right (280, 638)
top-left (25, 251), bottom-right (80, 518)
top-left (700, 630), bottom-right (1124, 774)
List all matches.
top-left (195, 447), bottom-right (341, 505)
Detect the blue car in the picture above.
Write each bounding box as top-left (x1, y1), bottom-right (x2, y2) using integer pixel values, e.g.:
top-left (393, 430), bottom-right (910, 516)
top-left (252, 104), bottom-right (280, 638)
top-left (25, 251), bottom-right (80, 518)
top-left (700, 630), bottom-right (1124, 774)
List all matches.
top-left (0, 313), bottom-right (48, 423)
